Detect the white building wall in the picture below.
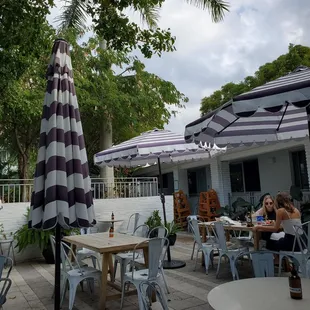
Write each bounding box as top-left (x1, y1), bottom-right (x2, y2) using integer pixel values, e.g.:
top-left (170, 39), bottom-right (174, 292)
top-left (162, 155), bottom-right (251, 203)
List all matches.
top-left (1, 196), bottom-right (173, 263)
top-left (258, 149), bottom-right (293, 196)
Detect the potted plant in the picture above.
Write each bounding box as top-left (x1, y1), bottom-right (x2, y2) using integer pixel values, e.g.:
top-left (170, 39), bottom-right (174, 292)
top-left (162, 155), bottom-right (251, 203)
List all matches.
top-left (14, 209), bottom-right (79, 264)
top-left (163, 221), bottom-right (181, 246)
top-left (145, 210), bottom-right (162, 237)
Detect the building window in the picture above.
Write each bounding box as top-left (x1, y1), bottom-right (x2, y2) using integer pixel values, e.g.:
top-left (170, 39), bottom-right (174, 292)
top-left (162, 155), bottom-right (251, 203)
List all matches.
top-left (292, 150), bottom-right (309, 190)
top-left (230, 159), bottom-right (261, 192)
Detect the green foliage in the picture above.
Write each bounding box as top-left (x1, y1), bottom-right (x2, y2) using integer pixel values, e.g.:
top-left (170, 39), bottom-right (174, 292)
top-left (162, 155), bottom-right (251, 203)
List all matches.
top-left (57, 0), bottom-right (229, 58)
top-left (163, 221), bottom-right (181, 235)
top-left (14, 209), bottom-right (79, 252)
top-left (200, 44), bottom-right (310, 115)
top-left (145, 210), bottom-right (162, 230)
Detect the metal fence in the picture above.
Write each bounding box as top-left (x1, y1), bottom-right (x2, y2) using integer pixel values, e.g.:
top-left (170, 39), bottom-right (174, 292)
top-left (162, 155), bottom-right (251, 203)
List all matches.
top-left (0, 177), bottom-right (158, 203)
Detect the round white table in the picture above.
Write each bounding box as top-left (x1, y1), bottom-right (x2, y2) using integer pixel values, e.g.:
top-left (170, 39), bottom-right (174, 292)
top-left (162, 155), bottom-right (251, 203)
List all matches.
top-left (208, 277), bottom-right (310, 310)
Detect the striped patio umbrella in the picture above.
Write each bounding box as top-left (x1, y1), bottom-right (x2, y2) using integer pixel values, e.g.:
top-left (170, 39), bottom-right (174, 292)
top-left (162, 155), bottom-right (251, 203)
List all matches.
top-left (28, 39), bottom-right (95, 310)
top-left (94, 129), bottom-right (223, 269)
top-left (185, 66), bottom-right (310, 147)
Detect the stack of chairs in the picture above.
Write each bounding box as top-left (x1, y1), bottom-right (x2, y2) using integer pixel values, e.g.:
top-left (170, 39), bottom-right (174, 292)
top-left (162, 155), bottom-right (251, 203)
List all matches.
top-left (173, 190), bottom-right (191, 229)
top-left (198, 189), bottom-right (220, 221)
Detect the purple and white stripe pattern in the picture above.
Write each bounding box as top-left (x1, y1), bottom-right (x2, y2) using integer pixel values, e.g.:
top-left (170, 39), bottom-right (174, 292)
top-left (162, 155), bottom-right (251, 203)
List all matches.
top-left (95, 129), bottom-right (223, 167)
top-left (29, 39), bottom-right (95, 230)
top-left (185, 66), bottom-right (310, 147)
top-left (233, 66), bottom-right (310, 116)
top-left (185, 102), bottom-right (308, 147)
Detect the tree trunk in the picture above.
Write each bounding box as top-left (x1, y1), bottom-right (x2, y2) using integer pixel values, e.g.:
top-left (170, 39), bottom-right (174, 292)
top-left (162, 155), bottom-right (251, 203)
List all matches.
top-left (17, 153), bottom-right (29, 202)
top-left (100, 118), bottom-right (114, 197)
top-left (99, 39), bottom-right (114, 198)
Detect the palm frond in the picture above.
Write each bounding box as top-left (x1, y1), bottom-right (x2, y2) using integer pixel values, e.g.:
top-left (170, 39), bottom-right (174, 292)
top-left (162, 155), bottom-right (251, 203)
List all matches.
top-left (139, 5), bottom-right (160, 30)
top-left (186, 0), bottom-right (229, 22)
top-left (55, 0), bottom-right (88, 32)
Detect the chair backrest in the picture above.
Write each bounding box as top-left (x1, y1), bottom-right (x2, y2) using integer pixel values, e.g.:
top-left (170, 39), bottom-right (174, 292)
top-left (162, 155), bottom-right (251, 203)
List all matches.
top-left (127, 213), bottom-right (140, 233)
top-left (80, 227), bottom-right (98, 235)
top-left (293, 221), bottom-right (310, 253)
top-left (213, 222), bottom-right (227, 251)
top-left (148, 226), bottom-right (168, 238)
top-left (0, 256), bottom-right (12, 279)
top-left (60, 241), bottom-right (83, 273)
top-left (132, 237), bottom-right (168, 281)
top-left (133, 224), bottom-right (149, 238)
top-left (188, 219), bottom-right (202, 247)
top-left (251, 251), bottom-right (275, 277)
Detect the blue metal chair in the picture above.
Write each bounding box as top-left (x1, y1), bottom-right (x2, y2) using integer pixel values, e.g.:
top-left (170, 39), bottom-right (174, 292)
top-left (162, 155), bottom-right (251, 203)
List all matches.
top-left (250, 251), bottom-right (275, 277)
top-left (0, 255), bottom-right (13, 308)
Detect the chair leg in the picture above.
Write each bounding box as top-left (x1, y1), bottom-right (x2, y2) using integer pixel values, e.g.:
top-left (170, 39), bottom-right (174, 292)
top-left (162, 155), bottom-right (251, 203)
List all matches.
top-left (160, 267), bottom-right (170, 294)
top-left (229, 256), bottom-right (238, 280)
top-left (154, 282), bottom-right (169, 310)
top-left (191, 242), bottom-right (196, 260)
top-left (68, 281), bottom-right (79, 310)
top-left (91, 256), bottom-right (97, 269)
top-left (114, 257), bottom-right (118, 281)
top-left (120, 260), bottom-right (127, 288)
top-left (120, 280), bottom-right (127, 310)
top-left (194, 249), bottom-right (199, 271)
top-left (60, 278), bottom-right (68, 307)
top-left (216, 254), bottom-right (222, 278)
top-left (203, 251), bottom-right (210, 275)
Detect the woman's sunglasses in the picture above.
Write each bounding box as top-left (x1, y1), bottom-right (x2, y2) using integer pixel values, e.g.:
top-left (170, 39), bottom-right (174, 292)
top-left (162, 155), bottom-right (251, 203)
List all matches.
top-left (265, 202), bottom-right (273, 206)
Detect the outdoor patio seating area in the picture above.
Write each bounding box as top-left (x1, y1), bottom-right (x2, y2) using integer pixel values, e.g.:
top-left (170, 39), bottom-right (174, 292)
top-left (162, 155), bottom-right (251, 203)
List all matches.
top-left (2, 233), bottom-right (260, 310)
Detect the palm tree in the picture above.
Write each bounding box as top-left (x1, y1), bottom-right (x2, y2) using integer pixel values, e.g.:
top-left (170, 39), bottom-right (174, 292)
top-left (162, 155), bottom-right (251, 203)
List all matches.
top-left (56, 0), bottom-right (229, 33)
top-left (55, 0), bottom-right (229, 180)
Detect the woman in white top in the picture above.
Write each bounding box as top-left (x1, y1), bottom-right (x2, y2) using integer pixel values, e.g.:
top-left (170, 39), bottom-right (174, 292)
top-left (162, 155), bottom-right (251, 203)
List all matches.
top-left (253, 192), bottom-right (303, 251)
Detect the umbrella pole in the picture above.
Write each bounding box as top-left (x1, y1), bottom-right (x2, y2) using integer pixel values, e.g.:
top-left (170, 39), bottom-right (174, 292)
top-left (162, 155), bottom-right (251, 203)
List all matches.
top-left (54, 224), bottom-right (61, 310)
top-left (157, 158), bottom-right (186, 269)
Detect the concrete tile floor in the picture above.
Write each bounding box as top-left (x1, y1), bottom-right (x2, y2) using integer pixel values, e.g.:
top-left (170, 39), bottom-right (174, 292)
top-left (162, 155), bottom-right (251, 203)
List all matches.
top-left (2, 233), bottom-right (275, 310)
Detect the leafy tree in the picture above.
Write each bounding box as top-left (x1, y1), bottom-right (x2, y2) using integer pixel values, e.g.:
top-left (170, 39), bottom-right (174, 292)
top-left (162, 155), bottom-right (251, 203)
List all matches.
top-left (56, 0), bottom-right (229, 58)
top-left (68, 36), bottom-right (188, 173)
top-left (0, 0), bottom-right (54, 92)
top-left (200, 44), bottom-right (310, 115)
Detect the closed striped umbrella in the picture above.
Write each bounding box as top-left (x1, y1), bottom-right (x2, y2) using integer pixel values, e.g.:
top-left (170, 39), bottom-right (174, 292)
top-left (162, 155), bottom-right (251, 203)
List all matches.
top-left (185, 66), bottom-right (310, 147)
top-left (28, 39), bottom-right (95, 310)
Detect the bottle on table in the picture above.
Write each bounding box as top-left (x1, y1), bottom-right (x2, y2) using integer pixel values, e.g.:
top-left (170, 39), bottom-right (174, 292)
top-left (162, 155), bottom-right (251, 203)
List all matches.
top-left (289, 264), bottom-right (302, 299)
top-left (111, 212), bottom-right (114, 221)
top-left (109, 224), bottom-right (114, 238)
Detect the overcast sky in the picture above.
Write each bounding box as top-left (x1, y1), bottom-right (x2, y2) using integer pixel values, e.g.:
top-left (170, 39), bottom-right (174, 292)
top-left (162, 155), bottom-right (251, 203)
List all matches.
top-left (49, 0), bottom-right (310, 134)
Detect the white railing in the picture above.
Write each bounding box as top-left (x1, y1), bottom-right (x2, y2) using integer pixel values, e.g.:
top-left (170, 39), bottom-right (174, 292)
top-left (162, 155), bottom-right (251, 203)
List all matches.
top-left (0, 177), bottom-right (158, 203)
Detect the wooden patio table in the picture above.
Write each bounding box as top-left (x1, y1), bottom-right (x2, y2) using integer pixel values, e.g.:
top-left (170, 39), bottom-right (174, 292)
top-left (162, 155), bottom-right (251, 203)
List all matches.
top-left (63, 232), bottom-right (149, 310)
top-left (198, 221), bottom-right (262, 250)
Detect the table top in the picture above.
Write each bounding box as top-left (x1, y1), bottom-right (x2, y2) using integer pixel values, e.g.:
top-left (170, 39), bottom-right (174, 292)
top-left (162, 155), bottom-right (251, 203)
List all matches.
top-left (63, 232), bottom-right (148, 254)
top-left (198, 221), bottom-right (254, 231)
top-left (208, 277), bottom-right (310, 310)
top-left (98, 219), bottom-right (124, 223)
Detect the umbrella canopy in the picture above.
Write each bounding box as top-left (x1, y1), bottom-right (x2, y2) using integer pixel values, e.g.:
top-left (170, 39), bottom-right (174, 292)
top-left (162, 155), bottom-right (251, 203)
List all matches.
top-left (185, 101), bottom-right (308, 147)
top-left (29, 39), bottom-right (95, 230)
top-left (95, 128), bottom-right (223, 167)
top-left (185, 66), bottom-right (310, 147)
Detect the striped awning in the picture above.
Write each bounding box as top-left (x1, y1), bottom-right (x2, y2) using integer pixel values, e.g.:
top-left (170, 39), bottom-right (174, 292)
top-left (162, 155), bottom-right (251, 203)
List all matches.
top-left (95, 129), bottom-right (224, 167)
top-left (29, 39), bottom-right (96, 230)
top-left (185, 66), bottom-right (310, 147)
top-left (184, 102), bottom-right (308, 147)
top-left (233, 66), bottom-right (310, 116)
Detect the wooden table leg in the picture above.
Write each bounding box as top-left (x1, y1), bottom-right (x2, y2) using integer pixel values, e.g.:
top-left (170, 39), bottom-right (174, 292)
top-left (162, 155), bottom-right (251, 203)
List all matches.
top-left (99, 253), bottom-right (109, 310)
top-left (108, 254), bottom-right (114, 282)
top-left (253, 231), bottom-right (260, 251)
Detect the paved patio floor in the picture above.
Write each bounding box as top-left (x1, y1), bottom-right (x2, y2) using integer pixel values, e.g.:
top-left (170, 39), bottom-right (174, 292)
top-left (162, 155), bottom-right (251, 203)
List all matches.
top-left (3, 233), bottom-right (273, 310)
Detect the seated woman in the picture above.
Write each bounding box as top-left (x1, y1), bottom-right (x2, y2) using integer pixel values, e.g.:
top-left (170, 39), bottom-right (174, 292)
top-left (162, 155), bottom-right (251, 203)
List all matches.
top-left (255, 195), bottom-right (277, 221)
top-left (255, 195), bottom-right (277, 241)
top-left (254, 192), bottom-right (303, 252)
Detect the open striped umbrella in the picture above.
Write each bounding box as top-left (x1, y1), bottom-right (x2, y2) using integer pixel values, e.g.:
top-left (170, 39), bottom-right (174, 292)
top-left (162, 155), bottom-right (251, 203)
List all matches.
top-left (185, 66), bottom-right (310, 147)
top-left (28, 39), bottom-right (95, 310)
top-left (94, 128), bottom-right (223, 269)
